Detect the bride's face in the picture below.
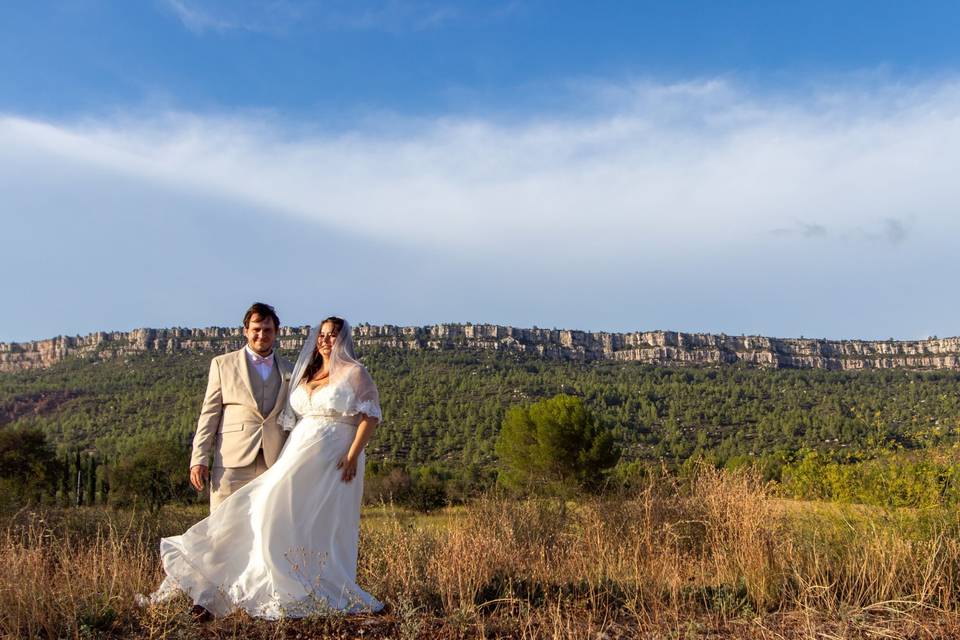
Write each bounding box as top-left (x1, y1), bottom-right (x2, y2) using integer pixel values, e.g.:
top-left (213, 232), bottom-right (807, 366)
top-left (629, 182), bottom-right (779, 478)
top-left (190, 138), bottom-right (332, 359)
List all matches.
top-left (316, 322), bottom-right (339, 358)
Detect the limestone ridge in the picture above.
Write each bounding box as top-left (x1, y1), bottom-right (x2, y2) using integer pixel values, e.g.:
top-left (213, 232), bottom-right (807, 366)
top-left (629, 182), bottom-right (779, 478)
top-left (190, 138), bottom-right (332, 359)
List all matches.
top-left (1, 324), bottom-right (959, 373)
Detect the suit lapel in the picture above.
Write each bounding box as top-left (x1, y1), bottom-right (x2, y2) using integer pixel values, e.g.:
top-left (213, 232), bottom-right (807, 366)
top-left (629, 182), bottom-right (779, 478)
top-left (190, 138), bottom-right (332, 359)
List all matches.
top-left (233, 348), bottom-right (258, 411)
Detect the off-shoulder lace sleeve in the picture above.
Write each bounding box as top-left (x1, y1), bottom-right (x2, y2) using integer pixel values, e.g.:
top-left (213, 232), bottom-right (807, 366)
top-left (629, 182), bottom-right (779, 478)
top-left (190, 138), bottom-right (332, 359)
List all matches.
top-left (345, 364), bottom-right (381, 421)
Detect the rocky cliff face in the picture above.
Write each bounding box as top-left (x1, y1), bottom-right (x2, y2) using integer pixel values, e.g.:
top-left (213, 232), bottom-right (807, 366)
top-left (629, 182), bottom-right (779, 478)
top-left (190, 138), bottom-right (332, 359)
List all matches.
top-left (1, 324), bottom-right (959, 373)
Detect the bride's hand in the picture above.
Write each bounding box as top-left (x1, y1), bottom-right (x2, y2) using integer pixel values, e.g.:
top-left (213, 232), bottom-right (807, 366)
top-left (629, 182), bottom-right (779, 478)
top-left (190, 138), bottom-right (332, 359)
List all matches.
top-left (336, 452), bottom-right (358, 483)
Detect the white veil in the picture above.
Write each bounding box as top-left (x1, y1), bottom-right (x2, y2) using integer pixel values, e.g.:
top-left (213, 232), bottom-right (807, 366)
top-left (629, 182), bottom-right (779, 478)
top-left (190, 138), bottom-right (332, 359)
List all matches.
top-left (279, 319), bottom-right (381, 430)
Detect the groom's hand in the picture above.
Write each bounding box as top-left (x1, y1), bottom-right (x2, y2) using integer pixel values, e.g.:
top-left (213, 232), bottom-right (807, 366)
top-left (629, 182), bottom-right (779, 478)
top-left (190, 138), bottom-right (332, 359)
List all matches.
top-left (190, 464), bottom-right (209, 491)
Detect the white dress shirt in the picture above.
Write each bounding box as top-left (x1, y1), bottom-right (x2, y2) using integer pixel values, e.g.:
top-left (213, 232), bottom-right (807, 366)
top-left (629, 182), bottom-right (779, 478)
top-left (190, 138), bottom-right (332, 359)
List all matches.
top-left (244, 345), bottom-right (275, 381)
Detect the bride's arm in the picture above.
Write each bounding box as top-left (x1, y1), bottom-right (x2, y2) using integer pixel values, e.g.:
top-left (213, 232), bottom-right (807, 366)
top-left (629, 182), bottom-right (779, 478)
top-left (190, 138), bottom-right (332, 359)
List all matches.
top-left (337, 414), bottom-right (379, 482)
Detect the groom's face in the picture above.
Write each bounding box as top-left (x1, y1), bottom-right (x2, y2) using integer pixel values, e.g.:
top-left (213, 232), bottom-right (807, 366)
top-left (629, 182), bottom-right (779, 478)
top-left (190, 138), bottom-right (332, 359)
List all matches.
top-left (244, 315), bottom-right (277, 356)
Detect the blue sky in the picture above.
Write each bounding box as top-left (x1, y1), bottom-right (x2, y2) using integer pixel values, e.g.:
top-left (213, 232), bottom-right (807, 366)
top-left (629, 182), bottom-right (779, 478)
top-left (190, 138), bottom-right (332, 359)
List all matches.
top-left (4, 1), bottom-right (960, 342)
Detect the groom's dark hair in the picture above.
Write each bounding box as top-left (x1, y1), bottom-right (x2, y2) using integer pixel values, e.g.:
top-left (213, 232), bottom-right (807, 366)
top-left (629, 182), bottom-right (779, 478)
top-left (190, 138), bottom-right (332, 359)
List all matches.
top-left (243, 302), bottom-right (280, 329)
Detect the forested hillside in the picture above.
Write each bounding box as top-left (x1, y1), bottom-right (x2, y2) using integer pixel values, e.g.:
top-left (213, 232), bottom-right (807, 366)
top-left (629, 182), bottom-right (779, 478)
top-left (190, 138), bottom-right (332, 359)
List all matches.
top-left (2, 347), bottom-right (959, 484)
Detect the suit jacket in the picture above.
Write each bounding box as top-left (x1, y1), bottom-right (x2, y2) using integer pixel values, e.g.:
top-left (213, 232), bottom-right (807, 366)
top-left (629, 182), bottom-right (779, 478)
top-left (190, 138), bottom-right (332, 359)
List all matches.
top-left (190, 348), bottom-right (293, 469)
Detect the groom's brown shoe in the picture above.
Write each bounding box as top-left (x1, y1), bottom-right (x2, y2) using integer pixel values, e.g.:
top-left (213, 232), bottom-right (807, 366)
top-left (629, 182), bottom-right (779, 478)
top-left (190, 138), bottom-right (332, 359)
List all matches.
top-left (190, 604), bottom-right (213, 623)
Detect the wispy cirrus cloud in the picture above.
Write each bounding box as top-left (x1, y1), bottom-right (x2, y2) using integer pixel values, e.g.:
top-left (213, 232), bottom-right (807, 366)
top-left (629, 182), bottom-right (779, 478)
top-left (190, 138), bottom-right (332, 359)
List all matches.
top-left (326, 1), bottom-right (461, 32)
top-left (771, 222), bottom-right (829, 239)
top-left (874, 217), bottom-right (909, 244)
top-left (164, 0), bottom-right (260, 34)
top-left (162, 0), bottom-right (499, 35)
top-left (771, 217), bottom-right (912, 244)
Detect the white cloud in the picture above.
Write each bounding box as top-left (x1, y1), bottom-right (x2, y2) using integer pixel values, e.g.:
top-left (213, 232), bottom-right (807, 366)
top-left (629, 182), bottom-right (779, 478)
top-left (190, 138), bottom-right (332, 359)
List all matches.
top-left (4, 76), bottom-right (960, 339)
top-left (4, 77), bottom-right (958, 260)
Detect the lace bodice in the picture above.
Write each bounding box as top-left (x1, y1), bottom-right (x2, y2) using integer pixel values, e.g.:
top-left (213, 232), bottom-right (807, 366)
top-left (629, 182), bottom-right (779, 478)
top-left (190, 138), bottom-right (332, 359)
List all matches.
top-left (289, 382), bottom-right (381, 421)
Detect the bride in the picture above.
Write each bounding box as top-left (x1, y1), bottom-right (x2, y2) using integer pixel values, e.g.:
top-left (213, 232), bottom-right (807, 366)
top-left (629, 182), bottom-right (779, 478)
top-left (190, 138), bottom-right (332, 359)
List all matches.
top-left (149, 316), bottom-right (384, 618)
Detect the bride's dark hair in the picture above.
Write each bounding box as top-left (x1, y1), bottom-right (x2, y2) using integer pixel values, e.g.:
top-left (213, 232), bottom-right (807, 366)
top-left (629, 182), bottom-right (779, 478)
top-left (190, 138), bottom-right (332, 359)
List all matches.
top-left (301, 316), bottom-right (345, 383)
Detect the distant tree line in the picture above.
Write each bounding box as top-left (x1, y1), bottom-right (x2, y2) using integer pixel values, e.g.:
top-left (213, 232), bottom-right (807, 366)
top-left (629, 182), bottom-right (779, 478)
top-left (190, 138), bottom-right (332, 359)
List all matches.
top-left (0, 426), bottom-right (198, 513)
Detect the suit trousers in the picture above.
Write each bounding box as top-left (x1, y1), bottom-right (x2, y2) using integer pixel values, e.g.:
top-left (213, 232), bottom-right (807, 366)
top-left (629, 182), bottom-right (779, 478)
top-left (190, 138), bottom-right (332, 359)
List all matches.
top-left (210, 450), bottom-right (268, 512)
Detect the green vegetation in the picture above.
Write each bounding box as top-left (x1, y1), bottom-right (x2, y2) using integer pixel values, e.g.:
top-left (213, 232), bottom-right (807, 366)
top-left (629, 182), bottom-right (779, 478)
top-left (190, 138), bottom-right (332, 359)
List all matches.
top-left (109, 437), bottom-right (194, 512)
top-left (1, 347), bottom-right (960, 510)
top-left (780, 448), bottom-right (960, 508)
top-left (1, 345), bottom-right (959, 634)
top-left (0, 427), bottom-right (59, 508)
top-left (495, 394), bottom-right (619, 493)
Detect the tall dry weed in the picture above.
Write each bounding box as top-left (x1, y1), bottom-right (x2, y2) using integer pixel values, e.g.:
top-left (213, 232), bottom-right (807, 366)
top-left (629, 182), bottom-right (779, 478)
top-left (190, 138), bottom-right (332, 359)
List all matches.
top-left (1, 470), bottom-right (959, 637)
top-left (0, 511), bottom-right (161, 637)
top-left (688, 464), bottom-right (784, 612)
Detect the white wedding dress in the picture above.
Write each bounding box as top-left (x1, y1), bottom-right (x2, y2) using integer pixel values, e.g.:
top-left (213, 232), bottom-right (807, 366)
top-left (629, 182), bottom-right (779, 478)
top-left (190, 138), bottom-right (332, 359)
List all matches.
top-left (152, 380), bottom-right (383, 619)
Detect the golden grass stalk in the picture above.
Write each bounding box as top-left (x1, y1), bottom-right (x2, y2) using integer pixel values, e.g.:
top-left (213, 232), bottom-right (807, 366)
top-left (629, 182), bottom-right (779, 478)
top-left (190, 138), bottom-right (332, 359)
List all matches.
top-left (1, 467), bottom-right (959, 638)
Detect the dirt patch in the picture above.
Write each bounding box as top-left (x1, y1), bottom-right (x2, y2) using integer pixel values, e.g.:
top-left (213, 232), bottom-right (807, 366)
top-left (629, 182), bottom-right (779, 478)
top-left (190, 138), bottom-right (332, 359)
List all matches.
top-left (0, 390), bottom-right (82, 425)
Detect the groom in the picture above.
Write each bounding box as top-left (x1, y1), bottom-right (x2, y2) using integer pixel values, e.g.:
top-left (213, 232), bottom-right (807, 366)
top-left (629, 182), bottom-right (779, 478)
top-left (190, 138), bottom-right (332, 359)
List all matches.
top-left (189, 302), bottom-right (294, 511)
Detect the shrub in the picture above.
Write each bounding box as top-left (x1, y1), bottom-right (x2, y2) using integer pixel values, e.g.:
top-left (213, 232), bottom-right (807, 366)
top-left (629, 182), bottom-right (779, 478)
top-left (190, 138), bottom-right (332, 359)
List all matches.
top-left (108, 438), bottom-right (193, 512)
top-left (495, 394), bottom-right (620, 495)
top-left (0, 427), bottom-right (59, 507)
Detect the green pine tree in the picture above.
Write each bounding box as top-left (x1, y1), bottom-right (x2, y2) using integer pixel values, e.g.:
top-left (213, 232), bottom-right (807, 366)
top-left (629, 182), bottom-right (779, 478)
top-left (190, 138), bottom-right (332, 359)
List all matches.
top-left (495, 394), bottom-right (620, 495)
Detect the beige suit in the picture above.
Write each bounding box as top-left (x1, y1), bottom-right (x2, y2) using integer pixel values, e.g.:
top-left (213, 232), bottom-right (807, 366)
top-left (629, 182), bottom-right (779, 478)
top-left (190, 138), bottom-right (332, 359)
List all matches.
top-left (191, 348), bottom-right (293, 510)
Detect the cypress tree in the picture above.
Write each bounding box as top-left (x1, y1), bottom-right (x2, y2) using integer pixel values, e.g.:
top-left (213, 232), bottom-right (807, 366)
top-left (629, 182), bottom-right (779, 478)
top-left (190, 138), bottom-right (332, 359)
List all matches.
top-left (100, 456), bottom-right (110, 503)
top-left (74, 449), bottom-right (82, 506)
top-left (60, 451), bottom-right (70, 505)
top-left (86, 455), bottom-right (97, 506)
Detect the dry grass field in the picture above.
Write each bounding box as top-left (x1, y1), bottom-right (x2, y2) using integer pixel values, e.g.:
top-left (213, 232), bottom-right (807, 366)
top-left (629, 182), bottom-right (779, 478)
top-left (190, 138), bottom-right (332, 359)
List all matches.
top-left (2, 468), bottom-right (960, 639)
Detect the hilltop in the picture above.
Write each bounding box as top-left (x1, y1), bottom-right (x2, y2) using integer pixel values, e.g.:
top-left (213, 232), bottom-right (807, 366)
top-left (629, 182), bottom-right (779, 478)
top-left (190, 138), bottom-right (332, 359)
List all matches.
top-left (3, 323), bottom-right (960, 373)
